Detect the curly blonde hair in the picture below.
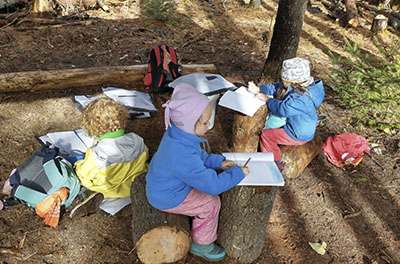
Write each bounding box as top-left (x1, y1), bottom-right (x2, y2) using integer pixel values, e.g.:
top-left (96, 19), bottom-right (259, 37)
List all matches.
top-left (81, 96), bottom-right (129, 138)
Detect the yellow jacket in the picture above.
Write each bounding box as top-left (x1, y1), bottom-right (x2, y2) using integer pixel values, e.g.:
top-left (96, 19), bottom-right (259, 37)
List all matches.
top-left (75, 133), bottom-right (148, 198)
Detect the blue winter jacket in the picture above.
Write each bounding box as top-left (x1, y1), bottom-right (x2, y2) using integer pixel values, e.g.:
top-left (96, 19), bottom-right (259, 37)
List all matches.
top-left (146, 123), bottom-right (245, 210)
top-left (260, 80), bottom-right (325, 142)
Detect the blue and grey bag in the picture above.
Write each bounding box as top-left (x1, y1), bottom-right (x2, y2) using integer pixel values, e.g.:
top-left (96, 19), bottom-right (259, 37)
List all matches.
top-left (9, 144), bottom-right (81, 209)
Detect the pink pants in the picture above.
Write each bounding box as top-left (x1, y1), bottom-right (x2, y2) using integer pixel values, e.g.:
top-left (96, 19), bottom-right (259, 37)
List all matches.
top-left (260, 128), bottom-right (307, 161)
top-left (162, 188), bottom-right (221, 245)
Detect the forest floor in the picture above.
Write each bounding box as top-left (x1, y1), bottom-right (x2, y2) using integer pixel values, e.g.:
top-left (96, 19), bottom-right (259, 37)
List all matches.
top-left (0, 0), bottom-right (400, 263)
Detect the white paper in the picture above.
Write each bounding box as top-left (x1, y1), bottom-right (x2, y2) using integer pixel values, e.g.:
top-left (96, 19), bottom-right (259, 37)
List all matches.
top-left (223, 152), bottom-right (284, 186)
top-left (103, 87), bottom-right (157, 112)
top-left (72, 95), bottom-right (98, 109)
top-left (218, 87), bottom-right (265, 117)
top-left (168, 73), bottom-right (236, 95)
top-left (39, 129), bottom-right (94, 156)
top-left (99, 197), bottom-right (131, 216)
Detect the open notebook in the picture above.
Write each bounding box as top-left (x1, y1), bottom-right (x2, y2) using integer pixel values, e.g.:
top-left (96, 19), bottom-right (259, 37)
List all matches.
top-left (218, 86), bottom-right (266, 117)
top-left (37, 129), bottom-right (93, 156)
top-left (222, 152), bottom-right (285, 186)
top-left (71, 87), bottom-right (157, 119)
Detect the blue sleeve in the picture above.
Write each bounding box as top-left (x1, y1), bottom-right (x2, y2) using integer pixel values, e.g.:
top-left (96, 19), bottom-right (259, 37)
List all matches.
top-left (200, 150), bottom-right (225, 170)
top-left (267, 94), bottom-right (310, 117)
top-left (175, 153), bottom-right (245, 196)
top-left (259, 83), bottom-right (281, 97)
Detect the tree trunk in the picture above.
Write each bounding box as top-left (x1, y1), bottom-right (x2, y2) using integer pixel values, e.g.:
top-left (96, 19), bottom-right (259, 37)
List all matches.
top-left (262, 0), bottom-right (308, 83)
top-left (281, 130), bottom-right (323, 178)
top-left (130, 174), bottom-right (191, 264)
top-left (219, 106), bottom-right (274, 263)
top-left (0, 64), bottom-right (216, 93)
top-left (223, 1), bottom-right (308, 262)
top-left (345, 0), bottom-right (359, 27)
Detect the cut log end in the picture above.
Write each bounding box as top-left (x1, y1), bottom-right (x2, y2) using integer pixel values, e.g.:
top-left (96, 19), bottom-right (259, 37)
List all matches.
top-left (136, 225), bottom-right (191, 264)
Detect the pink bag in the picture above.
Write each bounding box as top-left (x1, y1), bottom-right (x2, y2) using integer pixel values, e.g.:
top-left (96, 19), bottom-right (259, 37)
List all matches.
top-left (323, 133), bottom-right (370, 166)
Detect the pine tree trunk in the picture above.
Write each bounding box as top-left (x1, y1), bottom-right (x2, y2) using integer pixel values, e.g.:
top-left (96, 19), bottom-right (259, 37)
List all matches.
top-left (130, 174), bottom-right (191, 264)
top-left (223, 1), bottom-right (308, 262)
top-left (262, 0), bottom-right (308, 83)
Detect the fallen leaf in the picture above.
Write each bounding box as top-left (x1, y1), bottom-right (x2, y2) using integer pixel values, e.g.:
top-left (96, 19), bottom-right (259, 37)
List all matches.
top-left (308, 241), bottom-right (327, 255)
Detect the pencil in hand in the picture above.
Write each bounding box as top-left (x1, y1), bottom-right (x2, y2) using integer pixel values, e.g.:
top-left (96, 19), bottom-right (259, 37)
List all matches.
top-left (243, 157), bottom-right (251, 167)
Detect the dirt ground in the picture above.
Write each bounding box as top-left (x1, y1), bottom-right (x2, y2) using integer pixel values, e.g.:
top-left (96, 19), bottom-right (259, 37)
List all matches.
top-left (0, 0), bottom-right (400, 263)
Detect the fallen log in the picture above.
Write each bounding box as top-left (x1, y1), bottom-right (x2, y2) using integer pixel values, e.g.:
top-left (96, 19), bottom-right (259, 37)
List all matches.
top-left (0, 64), bottom-right (217, 93)
top-left (130, 174), bottom-right (191, 264)
top-left (281, 129), bottom-right (323, 178)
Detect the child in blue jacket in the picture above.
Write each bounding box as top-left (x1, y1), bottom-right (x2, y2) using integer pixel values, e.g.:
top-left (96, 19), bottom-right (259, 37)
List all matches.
top-left (146, 83), bottom-right (248, 262)
top-left (249, 57), bottom-right (325, 171)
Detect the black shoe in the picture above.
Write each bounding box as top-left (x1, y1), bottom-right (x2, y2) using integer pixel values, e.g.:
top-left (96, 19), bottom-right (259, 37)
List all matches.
top-left (69, 191), bottom-right (104, 219)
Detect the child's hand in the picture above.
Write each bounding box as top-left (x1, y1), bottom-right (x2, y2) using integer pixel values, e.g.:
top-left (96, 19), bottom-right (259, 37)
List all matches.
top-left (255, 93), bottom-right (270, 102)
top-left (248, 81), bottom-right (260, 93)
top-left (222, 160), bottom-right (237, 170)
top-left (241, 167), bottom-right (249, 176)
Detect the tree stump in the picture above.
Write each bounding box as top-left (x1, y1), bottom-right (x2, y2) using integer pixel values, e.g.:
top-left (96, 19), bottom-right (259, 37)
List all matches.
top-left (130, 174), bottom-right (191, 264)
top-left (345, 0), bottom-right (359, 27)
top-left (371, 14), bottom-right (388, 33)
top-left (218, 106), bottom-right (276, 263)
top-left (218, 186), bottom-right (277, 263)
top-left (281, 129), bottom-right (323, 178)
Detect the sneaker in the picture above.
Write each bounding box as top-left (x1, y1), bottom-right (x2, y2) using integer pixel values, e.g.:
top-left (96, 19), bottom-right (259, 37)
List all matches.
top-left (189, 242), bottom-right (226, 262)
top-left (69, 191), bottom-right (104, 219)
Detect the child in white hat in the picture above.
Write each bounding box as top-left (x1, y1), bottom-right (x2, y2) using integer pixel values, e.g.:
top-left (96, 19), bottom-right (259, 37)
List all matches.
top-left (249, 57), bottom-right (325, 171)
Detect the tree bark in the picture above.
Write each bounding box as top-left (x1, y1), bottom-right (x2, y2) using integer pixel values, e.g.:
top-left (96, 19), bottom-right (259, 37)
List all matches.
top-left (281, 130), bottom-right (323, 178)
top-left (130, 174), bottom-right (191, 264)
top-left (219, 106), bottom-right (274, 263)
top-left (262, 0), bottom-right (308, 83)
top-left (231, 104), bottom-right (268, 153)
top-left (345, 0), bottom-right (359, 27)
top-left (0, 64), bottom-right (216, 93)
top-left (217, 185), bottom-right (277, 263)
top-left (223, 1), bottom-right (308, 262)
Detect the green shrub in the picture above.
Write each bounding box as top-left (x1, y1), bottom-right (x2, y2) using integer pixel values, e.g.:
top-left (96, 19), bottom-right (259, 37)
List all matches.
top-left (329, 36), bottom-right (400, 130)
top-left (143, 0), bottom-right (178, 23)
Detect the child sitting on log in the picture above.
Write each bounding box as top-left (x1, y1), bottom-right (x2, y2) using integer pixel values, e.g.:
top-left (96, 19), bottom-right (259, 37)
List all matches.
top-left (249, 57), bottom-right (325, 171)
top-left (145, 83), bottom-right (248, 262)
top-left (70, 96), bottom-right (149, 218)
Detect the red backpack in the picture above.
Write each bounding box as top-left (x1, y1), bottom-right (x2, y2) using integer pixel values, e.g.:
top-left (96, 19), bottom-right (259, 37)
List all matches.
top-left (143, 45), bottom-right (181, 94)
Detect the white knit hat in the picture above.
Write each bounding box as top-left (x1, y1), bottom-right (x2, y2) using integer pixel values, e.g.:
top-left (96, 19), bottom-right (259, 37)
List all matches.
top-left (281, 57), bottom-right (314, 86)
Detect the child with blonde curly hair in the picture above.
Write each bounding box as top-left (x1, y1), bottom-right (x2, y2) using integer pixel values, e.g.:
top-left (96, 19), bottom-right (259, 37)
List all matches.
top-left (70, 96), bottom-right (149, 218)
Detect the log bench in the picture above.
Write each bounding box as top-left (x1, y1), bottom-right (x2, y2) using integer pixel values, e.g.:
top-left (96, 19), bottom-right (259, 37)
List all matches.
top-left (0, 64), bottom-right (216, 93)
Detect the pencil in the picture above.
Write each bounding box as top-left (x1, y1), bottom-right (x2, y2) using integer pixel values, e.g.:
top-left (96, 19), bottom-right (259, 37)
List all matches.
top-left (243, 157), bottom-right (251, 167)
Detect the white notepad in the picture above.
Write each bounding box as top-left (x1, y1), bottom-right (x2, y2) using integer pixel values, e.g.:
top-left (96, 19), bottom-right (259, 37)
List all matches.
top-left (38, 129), bottom-right (94, 156)
top-left (222, 152), bottom-right (285, 186)
top-left (218, 87), bottom-right (266, 117)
